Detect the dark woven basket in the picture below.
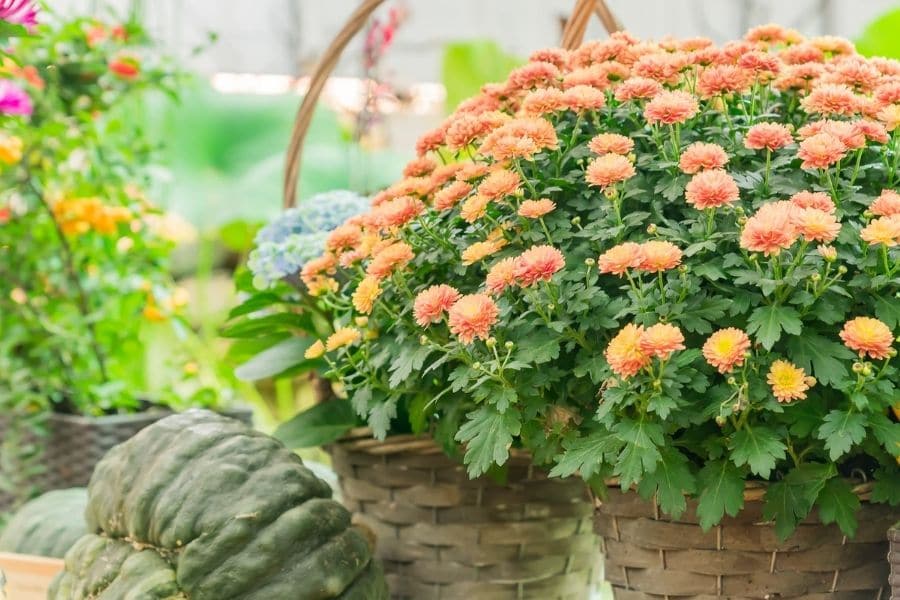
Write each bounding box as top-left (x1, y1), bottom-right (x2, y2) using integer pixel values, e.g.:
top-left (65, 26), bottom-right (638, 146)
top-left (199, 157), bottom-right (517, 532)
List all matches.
top-left (329, 429), bottom-right (599, 599)
top-left (0, 408), bottom-right (252, 512)
top-left (595, 485), bottom-right (896, 599)
top-left (890, 523), bottom-right (899, 598)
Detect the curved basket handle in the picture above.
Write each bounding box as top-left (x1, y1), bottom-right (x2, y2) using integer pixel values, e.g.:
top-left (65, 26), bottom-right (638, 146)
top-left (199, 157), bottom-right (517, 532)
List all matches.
top-left (283, 0), bottom-right (621, 209)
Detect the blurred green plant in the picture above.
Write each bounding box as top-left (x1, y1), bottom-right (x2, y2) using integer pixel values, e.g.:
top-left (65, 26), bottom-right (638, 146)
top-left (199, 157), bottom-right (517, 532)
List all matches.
top-left (441, 40), bottom-right (523, 112)
top-left (856, 6), bottom-right (900, 58)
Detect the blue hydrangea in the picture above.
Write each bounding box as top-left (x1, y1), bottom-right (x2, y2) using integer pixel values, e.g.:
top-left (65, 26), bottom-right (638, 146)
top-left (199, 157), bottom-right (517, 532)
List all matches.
top-left (248, 190), bottom-right (369, 289)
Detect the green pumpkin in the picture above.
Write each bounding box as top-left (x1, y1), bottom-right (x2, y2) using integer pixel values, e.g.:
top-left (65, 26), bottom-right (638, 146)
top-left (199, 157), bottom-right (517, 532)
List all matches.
top-left (49, 410), bottom-right (388, 600)
top-left (0, 488), bottom-right (88, 558)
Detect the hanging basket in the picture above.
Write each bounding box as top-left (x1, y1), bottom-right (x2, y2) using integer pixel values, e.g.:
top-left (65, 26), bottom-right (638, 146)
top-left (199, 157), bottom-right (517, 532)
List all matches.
top-left (329, 430), bottom-right (598, 599)
top-left (890, 523), bottom-right (900, 596)
top-left (594, 484), bottom-right (895, 599)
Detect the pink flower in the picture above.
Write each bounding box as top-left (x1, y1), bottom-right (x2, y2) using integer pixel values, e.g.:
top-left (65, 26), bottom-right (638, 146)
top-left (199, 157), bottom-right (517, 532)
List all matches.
top-left (448, 294), bottom-right (500, 344)
top-left (744, 123), bottom-right (794, 151)
top-left (871, 190), bottom-right (900, 217)
top-left (513, 245), bottom-right (565, 287)
top-left (679, 142), bottom-right (729, 174)
top-left (0, 0), bottom-right (37, 28)
top-left (0, 80), bottom-right (32, 116)
top-left (684, 169), bottom-right (740, 209)
top-left (797, 133), bottom-right (847, 170)
top-left (414, 285), bottom-right (461, 327)
top-left (585, 153), bottom-right (635, 188)
top-left (644, 90), bottom-right (699, 125)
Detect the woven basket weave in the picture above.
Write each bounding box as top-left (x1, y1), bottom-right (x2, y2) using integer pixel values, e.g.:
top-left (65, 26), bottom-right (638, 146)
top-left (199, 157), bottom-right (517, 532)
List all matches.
top-left (330, 430), bottom-right (599, 599)
top-left (890, 524), bottom-right (899, 598)
top-left (595, 485), bottom-right (895, 599)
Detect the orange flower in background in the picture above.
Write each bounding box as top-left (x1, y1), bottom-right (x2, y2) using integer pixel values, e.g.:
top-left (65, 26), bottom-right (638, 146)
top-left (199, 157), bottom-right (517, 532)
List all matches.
top-left (585, 153), bottom-right (635, 188)
top-left (740, 201), bottom-right (799, 256)
top-left (513, 245), bottom-right (565, 287)
top-left (479, 117), bottom-right (559, 161)
top-left (460, 193), bottom-right (491, 223)
top-left (853, 119), bottom-right (890, 144)
top-left (871, 190), bottom-right (900, 217)
top-left (520, 88), bottom-right (566, 116)
top-left (304, 340), bottom-right (325, 360)
top-left (588, 133), bottom-right (634, 156)
top-left (415, 126), bottom-right (446, 156)
top-left (767, 360), bottom-right (814, 402)
top-left (461, 239), bottom-right (505, 265)
top-left (797, 133), bottom-right (846, 170)
top-left (644, 90), bottom-right (699, 125)
top-left (326, 223), bottom-right (363, 252)
top-left (737, 50), bottom-right (781, 78)
top-left (801, 83), bottom-right (860, 116)
top-left (679, 142), bottom-right (729, 174)
top-left (448, 293), bottom-right (500, 344)
top-left (703, 328), bottom-right (752, 374)
top-left (798, 119), bottom-right (865, 150)
top-left (326, 327), bottom-right (362, 351)
top-left (696, 64), bottom-right (751, 98)
top-left (506, 61), bottom-right (561, 91)
top-left (370, 196), bottom-right (425, 230)
top-left (529, 47), bottom-right (570, 69)
top-left (108, 54), bottom-right (140, 80)
top-left (564, 85), bottom-right (607, 111)
top-left (684, 169), bottom-right (739, 209)
top-left (434, 180), bottom-right (472, 211)
top-left (414, 284), bottom-right (461, 327)
top-left (877, 104), bottom-right (900, 132)
top-left (598, 242), bottom-right (643, 276)
top-left (840, 317), bottom-right (894, 360)
top-left (485, 257), bottom-right (518, 295)
top-left (518, 198), bottom-right (556, 219)
top-left (605, 324), bottom-right (651, 379)
top-left (794, 208), bottom-right (841, 243)
top-left (744, 123), bottom-right (794, 151)
top-left (352, 276), bottom-right (382, 315)
top-left (860, 215), bottom-right (900, 247)
top-left (456, 162), bottom-right (490, 182)
top-left (613, 76), bottom-right (662, 102)
top-left (429, 163), bottom-right (464, 188)
top-left (0, 134), bottom-right (23, 164)
top-left (790, 191), bottom-right (834, 214)
top-left (562, 65), bottom-right (609, 90)
top-left (478, 169), bottom-right (521, 200)
top-left (403, 156), bottom-right (436, 178)
top-left (366, 241), bottom-right (414, 279)
top-left (639, 323), bottom-right (685, 359)
top-left (52, 197), bottom-right (131, 236)
top-left (637, 240), bottom-right (682, 272)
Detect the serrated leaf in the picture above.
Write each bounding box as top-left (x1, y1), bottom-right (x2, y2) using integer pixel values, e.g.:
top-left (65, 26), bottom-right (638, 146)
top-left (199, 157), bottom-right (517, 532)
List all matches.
top-left (456, 406), bottom-right (522, 477)
top-left (786, 334), bottom-right (855, 387)
top-left (762, 463), bottom-right (834, 540)
top-left (389, 344), bottom-right (433, 388)
top-left (549, 430), bottom-right (622, 479)
top-left (817, 477), bottom-right (860, 537)
top-left (636, 447), bottom-right (696, 519)
top-left (696, 460), bottom-right (745, 530)
top-left (868, 412), bottom-right (900, 456)
top-left (729, 426), bottom-right (786, 479)
top-left (817, 410), bottom-right (867, 461)
top-left (516, 329), bottom-right (561, 365)
top-left (613, 417), bottom-right (664, 489)
top-left (871, 467), bottom-right (900, 506)
top-left (875, 294), bottom-right (900, 329)
top-left (369, 399), bottom-right (397, 440)
top-left (746, 305), bottom-right (803, 350)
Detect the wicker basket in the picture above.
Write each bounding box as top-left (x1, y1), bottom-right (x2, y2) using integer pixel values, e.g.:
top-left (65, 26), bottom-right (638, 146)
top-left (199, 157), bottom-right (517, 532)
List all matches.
top-left (595, 485), bottom-right (896, 599)
top-left (330, 430), bottom-right (599, 599)
top-left (890, 523), bottom-right (899, 598)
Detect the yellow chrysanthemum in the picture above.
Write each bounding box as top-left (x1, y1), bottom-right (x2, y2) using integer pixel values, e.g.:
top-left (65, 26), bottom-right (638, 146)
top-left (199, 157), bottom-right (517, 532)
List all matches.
top-left (352, 276), bottom-right (382, 315)
top-left (326, 327), bottom-right (362, 351)
top-left (0, 134), bottom-right (23, 165)
top-left (305, 340), bottom-right (325, 359)
top-left (767, 360), bottom-right (814, 403)
top-left (703, 328), bottom-right (752, 374)
top-left (461, 240), bottom-right (504, 265)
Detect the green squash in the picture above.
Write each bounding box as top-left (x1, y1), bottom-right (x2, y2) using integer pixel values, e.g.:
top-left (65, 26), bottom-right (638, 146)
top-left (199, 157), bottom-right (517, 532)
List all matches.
top-left (0, 488), bottom-right (88, 558)
top-left (49, 410), bottom-right (388, 600)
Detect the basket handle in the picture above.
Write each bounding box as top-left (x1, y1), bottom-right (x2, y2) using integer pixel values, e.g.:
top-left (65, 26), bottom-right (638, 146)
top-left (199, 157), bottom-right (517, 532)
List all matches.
top-left (283, 0), bottom-right (621, 209)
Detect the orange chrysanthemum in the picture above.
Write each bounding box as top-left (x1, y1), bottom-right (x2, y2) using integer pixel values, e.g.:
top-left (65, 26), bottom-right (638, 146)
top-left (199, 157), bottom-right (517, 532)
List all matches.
top-left (585, 153), bottom-right (636, 188)
top-left (643, 90), bottom-right (699, 125)
top-left (326, 223), bottom-right (363, 252)
top-left (679, 142), bottom-right (729, 174)
top-left (456, 162), bottom-right (490, 182)
top-left (352, 276), bottom-right (382, 315)
top-left (326, 327), bottom-right (362, 352)
top-left (479, 117), bottom-right (559, 161)
top-left (637, 240), bottom-right (683, 272)
top-left (434, 180), bottom-right (473, 211)
top-left (853, 120), bottom-right (890, 144)
top-left (448, 294), bottom-right (500, 344)
top-left (461, 239), bottom-right (505, 265)
top-left (605, 324), bottom-right (651, 380)
top-left (797, 133), bottom-right (847, 170)
top-left (518, 198), bottom-right (556, 219)
top-left (790, 191), bottom-right (835, 214)
top-left (371, 196), bottom-right (425, 229)
top-left (598, 242), bottom-right (643, 276)
top-left (403, 156), bottom-right (437, 178)
top-left (793, 208), bottom-right (841, 243)
top-left (871, 190), bottom-right (900, 217)
top-left (520, 88), bottom-right (567, 116)
top-left (485, 257), bottom-right (517, 295)
top-left (840, 317), bottom-right (894, 360)
top-left (801, 83), bottom-right (860, 117)
top-left (366, 241), bottom-right (414, 279)
top-left (639, 323), bottom-right (686, 359)
top-left (767, 360), bottom-right (813, 403)
top-left (478, 169), bottom-right (522, 200)
top-left (588, 133), bottom-right (634, 156)
top-left (703, 328), bottom-right (752, 374)
top-left (460, 193), bottom-right (491, 223)
top-left (696, 64), bottom-right (752, 98)
top-left (564, 85), bottom-right (607, 111)
top-left (684, 169), bottom-right (740, 209)
top-left (445, 111), bottom-right (509, 150)
top-left (613, 77), bottom-right (662, 102)
top-left (513, 245), bottom-right (566, 287)
top-left (740, 201), bottom-right (800, 256)
top-left (304, 340), bottom-right (325, 360)
top-left (877, 104), bottom-right (900, 132)
top-left (860, 215), bottom-right (900, 247)
top-left (744, 123), bottom-right (794, 151)
top-left (506, 61), bottom-right (561, 91)
top-left (413, 284), bottom-right (461, 327)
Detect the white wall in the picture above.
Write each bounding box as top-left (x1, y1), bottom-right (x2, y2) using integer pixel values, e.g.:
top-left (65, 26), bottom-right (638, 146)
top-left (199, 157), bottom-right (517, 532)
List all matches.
top-left (54, 0), bottom-right (900, 81)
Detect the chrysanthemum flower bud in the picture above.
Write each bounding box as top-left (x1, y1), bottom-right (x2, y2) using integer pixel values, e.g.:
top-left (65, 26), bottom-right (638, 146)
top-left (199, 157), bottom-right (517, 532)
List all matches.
top-left (584, 257), bottom-right (595, 267)
top-left (604, 187), bottom-right (618, 200)
top-left (646, 223), bottom-right (658, 234)
top-left (817, 245), bottom-right (837, 262)
top-left (419, 335), bottom-right (429, 345)
top-left (678, 265), bottom-right (688, 274)
top-left (889, 348), bottom-right (897, 357)
top-left (737, 216), bottom-right (748, 225)
top-left (504, 341), bottom-right (515, 350)
top-left (810, 273), bottom-right (821, 282)
top-left (837, 265), bottom-right (848, 274)
top-left (547, 303), bottom-right (555, 311)
top-left (863, 210), bottom-right (874, 219)
top-left (852, 362), bottom-right (864, 373)
top-left (804, 376), bottom-right (817, 387)
top-left (571, 216), bottom-right (581, 225)
top-left (627, 152), bottom-right (636, 163)
top-left (355, 316), bottom-right (369, 327)
top-left (472, 362), bottom-right (482, 370)
top-left (715, 415), bottom-right (727, 426)
top-left (486, 337), bottom-right (497, 348)
top-left (652, 380), bottom-right (662, 390)
top-left (726, 376), bottom-right (737, 385)
top-left (732, 402), bottom-right (741, 412)
top-left (734, 206), bottom-right (745, 216)
top-left (861, 365), bottom-right (872, 377)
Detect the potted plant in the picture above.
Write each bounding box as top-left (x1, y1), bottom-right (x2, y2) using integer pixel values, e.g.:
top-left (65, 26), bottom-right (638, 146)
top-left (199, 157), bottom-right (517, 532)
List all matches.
top-left (291, 25), bottom-right (899, 597)
top-left (0, 8), bottom-right (239, 514)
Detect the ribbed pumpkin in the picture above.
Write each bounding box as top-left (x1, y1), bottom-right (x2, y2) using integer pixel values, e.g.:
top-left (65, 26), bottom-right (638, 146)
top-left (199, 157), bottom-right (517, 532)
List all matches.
top-left (0, 488), bottom-right (88, 558)
top-left (49, 410), bottom-right (388, 600)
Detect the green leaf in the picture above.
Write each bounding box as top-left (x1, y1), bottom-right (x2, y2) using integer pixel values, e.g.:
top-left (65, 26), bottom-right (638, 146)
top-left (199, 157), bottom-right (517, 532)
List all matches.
top-left (221, 312), bottom-right (312, 338)
top-left (369, 398), bottom-right (398, 440)
top-left (762, 463), bottom-right (834, 540)
top-left (636, 447), bottom-right (696, 519)
top-left (817, 410), bottom-right (867, 461)
top-left (729, 426), bottom-right (786, 479)
top-left (613, 417), bottom-right (664, 489)
top-left (786, 334), bottom-right (855, 387)
top-left (817, 478), bottom-right (860, 537)
top-left (515, 329), bottom-right (561, 365)
top-left (856, 7), bottom-right (900, 58)
top-left (868, 412), bottom-right (900, 456)
top-left (549, 431), bottom-right (622, 479)
top-left (441, 40), bottom-right (523, 111)
top-left (871, 467), bottom-right (900, 506)
top-left (389, 344), bottom-right (433, 388)
top-left (273, 399), bottom-right (357, 448)
top-left (234, 337), bottom-right (316, 381)
top-left (746, 305), bottom-right (803, 350)
top-left (456, 406), bottom-right (522, 477)
top-left (226, 292), bottom-right (284, 319)
top-left (696, 460), bottom-right (745, 530)
top-left (874, 294), bottom-right (900, 329)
